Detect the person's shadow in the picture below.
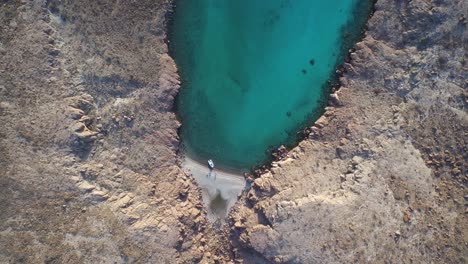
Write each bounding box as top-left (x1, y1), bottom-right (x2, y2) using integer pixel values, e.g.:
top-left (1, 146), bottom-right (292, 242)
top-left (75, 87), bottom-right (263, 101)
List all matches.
top-left (206, 169), bottom-right (217, 180)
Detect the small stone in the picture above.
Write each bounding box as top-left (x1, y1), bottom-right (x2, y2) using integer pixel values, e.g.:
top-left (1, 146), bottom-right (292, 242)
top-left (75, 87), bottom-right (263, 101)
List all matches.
top-left (115, 195), bottom-right (133, 208)
top-left (234, 221), bottom-right (244, 229)
top-left (403, 212), bottom-right (411, 223)
top-left (79, 115), bottom-right (92, 125)
top-left (68, 107), bottom-right (85, 119)
top-left (329, 93), bottom-right (342, 106)
top-left (339, 138), bottom-right (348, 145)
top-left (91, 190), bottom-right (109, 200)
top-left (160, 225), bottom-right (168, 232)
top-left (70, 176), bottom-right (81, 182)
top-left (351, 156), bottom-right (363, 165)
top-left (190, 208), bottom-right (200, 217)
top-left (78, 181), bottom-right (95, 192)
top-left (75, 130), bottom-right (98, 141)
top-left (340, 175), bottom-right (346, 182)
top-left (71, 122), bottom-right (86, 132)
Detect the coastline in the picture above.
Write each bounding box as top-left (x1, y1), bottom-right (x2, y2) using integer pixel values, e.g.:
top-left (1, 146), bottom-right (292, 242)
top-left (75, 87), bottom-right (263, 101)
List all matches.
top-left (230, 0), bottom-right (468, 262)
top-left (0, 0), bottom-right (465, 263)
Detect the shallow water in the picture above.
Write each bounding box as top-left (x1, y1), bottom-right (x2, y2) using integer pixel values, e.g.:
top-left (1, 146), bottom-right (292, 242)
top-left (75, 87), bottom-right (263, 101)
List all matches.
top-left (171, 0), bottom-right (373, 171)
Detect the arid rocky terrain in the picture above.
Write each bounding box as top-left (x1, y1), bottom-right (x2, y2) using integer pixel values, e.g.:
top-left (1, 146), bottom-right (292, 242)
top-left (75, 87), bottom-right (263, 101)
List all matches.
top-left (0, 0), bottom-right (224, 263)
top-left (0, 0), bottom-right (466, 263)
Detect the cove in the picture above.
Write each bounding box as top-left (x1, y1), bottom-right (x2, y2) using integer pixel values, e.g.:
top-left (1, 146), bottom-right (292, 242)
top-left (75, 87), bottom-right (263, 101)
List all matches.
top-left (171, 0), bottom-right (373, 171)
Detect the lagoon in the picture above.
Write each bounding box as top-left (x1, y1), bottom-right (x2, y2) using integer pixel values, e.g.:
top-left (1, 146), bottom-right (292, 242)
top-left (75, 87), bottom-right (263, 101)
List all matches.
top-left (171, 0), bottom-right (373, 171)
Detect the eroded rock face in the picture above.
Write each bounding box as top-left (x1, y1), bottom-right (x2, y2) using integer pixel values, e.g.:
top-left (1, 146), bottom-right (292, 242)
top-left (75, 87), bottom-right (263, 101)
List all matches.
top-left (231, 0), bottom-right (467, 263)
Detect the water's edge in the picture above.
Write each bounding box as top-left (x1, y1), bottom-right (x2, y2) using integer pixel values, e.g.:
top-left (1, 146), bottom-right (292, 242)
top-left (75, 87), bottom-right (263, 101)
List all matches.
top-left (165, 1), bottom-right (377, 223)
top-left (168, 1), bottom-right (376, 174)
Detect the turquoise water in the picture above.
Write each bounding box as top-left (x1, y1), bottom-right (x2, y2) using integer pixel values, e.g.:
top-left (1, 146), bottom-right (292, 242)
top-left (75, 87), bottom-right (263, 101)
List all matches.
top-left (171, 0), bottom-right (373, 171)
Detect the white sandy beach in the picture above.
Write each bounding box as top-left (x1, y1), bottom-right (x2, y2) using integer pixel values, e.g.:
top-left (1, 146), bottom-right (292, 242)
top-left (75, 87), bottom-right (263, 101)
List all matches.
top-left (181, 156), bottom-right (246, 222)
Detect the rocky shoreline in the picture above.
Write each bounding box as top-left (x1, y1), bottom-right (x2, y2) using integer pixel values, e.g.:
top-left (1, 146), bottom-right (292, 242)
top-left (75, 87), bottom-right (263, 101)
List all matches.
top-left (0, 0), bottom-right (466, 263)
top-left (229, 0), bottom-right (467, 263)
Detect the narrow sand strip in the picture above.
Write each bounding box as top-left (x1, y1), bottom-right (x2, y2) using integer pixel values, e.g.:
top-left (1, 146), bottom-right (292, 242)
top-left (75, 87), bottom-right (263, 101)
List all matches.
top-left (182, 156), bottom-right (246, 222)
